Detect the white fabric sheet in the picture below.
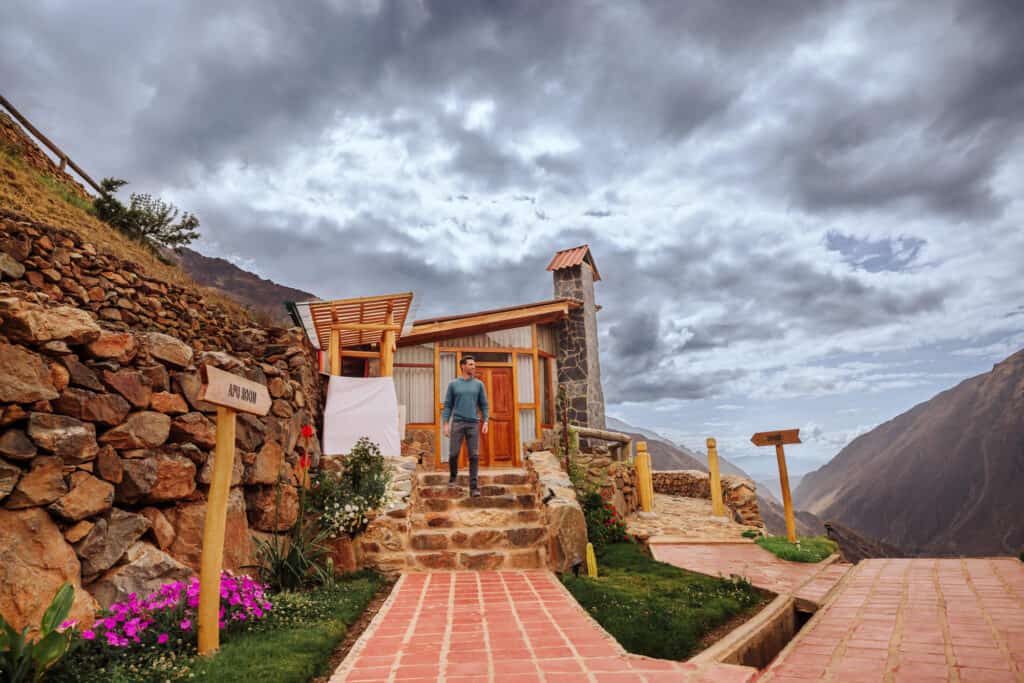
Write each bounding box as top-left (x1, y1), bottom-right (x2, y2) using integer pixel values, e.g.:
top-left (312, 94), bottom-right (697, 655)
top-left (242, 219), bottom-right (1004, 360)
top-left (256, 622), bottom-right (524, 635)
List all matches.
top-left (322, 376), bottom-right (401, 456)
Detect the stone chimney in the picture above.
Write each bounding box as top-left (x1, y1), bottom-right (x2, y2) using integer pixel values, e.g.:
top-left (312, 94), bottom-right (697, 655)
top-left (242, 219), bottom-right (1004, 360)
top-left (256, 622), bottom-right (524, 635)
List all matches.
top-left (547, 245), bottom-right (606, 430)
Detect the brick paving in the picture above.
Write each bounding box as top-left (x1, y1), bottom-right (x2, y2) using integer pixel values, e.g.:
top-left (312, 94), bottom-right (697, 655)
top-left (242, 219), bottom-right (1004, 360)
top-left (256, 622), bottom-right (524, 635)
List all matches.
top-left (330, 570), bottom-right (758, 682)
top-left (649, 541), bottom-right (849, 605)
top-left (759, 557), bottom-right (1024, 682)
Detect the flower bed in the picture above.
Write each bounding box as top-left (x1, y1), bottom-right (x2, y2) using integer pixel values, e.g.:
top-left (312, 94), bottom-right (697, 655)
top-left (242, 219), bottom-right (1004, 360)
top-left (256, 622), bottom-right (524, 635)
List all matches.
top-left (755, 535), bottom-right (837, 563)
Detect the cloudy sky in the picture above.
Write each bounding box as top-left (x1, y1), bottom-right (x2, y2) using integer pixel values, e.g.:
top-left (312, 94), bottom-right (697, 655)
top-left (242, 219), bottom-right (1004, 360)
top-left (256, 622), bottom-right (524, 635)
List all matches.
top-left (4, 1), bottom-right (1023, 482)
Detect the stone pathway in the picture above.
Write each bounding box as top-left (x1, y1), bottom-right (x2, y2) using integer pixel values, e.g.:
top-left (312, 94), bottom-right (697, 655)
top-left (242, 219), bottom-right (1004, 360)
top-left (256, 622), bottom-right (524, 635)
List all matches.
top-left (330, 570), bottom-right (758, 682)
top-left (626, 494), bottom-right (758, 542)
top-left (759, 557), bottom-right (1024, 682)
top-left (650, 541), bottom-right (849, 606)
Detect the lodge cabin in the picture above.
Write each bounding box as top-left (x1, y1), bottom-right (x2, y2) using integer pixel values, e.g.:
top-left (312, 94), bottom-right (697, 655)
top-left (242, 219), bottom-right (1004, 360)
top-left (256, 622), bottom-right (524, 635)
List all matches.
top-left (290, 246), bottom-right (606, 469)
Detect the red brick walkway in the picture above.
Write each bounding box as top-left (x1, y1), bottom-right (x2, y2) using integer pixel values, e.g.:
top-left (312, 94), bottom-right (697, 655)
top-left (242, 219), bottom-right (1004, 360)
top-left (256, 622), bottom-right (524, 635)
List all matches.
top-left (649, 542), bottom-right (849, 606)
top-left (759, 558), bottom-right (1024, 682)
top-left (330, 570), bottom-right (758, 682)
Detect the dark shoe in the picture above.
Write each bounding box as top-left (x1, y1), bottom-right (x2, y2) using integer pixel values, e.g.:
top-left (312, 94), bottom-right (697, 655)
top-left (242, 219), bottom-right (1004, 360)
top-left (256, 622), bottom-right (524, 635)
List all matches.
top-left (470, 488), bottom-right (481, 498)
top-left (448, 477), bottom-right (457, 487)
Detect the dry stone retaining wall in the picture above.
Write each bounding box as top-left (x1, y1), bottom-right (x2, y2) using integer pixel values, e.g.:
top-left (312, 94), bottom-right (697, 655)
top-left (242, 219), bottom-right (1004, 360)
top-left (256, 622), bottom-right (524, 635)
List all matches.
top-left (652, 469), bottom-right (764, 528)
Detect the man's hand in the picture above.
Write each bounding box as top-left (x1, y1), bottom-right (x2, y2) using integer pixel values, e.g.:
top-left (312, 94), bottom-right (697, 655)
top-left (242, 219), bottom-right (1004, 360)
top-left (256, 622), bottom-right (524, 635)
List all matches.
top-left (443, 422), bottom-right (450, 438)
top-left (481, 421), bottom-right (489, 435)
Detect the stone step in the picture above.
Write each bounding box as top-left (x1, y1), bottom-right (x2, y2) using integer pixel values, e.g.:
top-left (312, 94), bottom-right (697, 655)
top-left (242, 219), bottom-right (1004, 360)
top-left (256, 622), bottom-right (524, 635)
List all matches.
top-left (413, 493), bottom-right (538, 514)
top-left (416, 483), bottom-right (536, 499)
top-left (419, 471), bottom-right (531, 487)
top-left (410, 508), bottom-right (543, 530)
top-left (409, 525), bottom-right (547, 552)
top-left (409, 547), bottom-right (545, 571)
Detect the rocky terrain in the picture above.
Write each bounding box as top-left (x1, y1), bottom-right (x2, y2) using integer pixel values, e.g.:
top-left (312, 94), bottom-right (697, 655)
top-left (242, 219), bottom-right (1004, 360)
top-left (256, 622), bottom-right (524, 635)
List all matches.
top-left (796, 349), bottom-right (1024, 556)
top-left (0, 211), bottom-right (324, 632)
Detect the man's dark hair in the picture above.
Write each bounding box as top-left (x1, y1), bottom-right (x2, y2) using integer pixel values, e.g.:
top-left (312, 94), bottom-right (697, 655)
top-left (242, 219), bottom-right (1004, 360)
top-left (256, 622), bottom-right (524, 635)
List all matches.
top-left (460, 355), bottom-right (475, 367)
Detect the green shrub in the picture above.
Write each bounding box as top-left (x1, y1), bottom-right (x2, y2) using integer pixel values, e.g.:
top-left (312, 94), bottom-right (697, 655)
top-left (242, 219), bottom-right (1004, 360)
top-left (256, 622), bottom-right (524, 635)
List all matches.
top-left (562, 543), bottom-right (763, 660)
top-left (248, 479), bottom-right (332, 592)
top-left (0, 582), bottom-right (76, 682)
top-left (741, 529), bottom-right (762, 539)
top-left (309, 437), bottom-right (390, 538)
top-left (580, 491), bottom-right (629, 551)
top-left (756, 535), bottom-right (837, 563)
top-left (94, 178), bottom-right (199, 249)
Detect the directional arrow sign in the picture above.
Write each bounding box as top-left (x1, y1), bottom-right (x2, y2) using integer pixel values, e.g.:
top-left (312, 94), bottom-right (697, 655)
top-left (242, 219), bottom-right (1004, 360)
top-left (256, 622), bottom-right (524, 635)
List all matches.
top-left (750, 429), bottom-right (801, 447)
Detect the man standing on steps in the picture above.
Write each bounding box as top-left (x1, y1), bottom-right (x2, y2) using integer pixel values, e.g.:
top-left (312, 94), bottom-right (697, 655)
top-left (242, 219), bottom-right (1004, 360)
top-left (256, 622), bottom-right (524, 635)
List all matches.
top-left (442, 355), bottom-right (489, 497)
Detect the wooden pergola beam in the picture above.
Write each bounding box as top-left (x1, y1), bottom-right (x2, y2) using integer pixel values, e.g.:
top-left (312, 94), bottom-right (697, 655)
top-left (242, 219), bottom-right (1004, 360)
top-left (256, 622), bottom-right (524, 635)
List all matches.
top-left (331, 322), bottom-right (402, 332)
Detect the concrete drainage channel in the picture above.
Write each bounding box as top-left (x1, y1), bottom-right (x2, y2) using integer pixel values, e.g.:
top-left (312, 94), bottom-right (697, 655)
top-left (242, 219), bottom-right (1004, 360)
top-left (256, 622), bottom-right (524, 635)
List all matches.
top-left (692, 594), bottom-right (816, 669)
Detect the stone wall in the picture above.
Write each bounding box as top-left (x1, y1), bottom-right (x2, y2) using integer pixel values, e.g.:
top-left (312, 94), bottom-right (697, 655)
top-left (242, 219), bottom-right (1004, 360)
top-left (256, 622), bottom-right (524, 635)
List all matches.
top-left (572, 449), bottom-right (640, 516)
top-left (652, 470), bottom-right (764, 527)
top-left (553, 263), bottom-right (605, 430)
top-left (401, 426), bottom-right (435, 466)
top-left (0, 213), bottom-right (325, 631)
top-left (525, 450), bottom-right (586, 574)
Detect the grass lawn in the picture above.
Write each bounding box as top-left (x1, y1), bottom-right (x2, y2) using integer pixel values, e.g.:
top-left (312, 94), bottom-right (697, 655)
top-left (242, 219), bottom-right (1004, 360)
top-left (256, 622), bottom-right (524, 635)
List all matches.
top-left (756, 535), bottom-right (838, 563)
top-left (51, 571), bottom-right (386, 683)
top-left (561, 542), bottom-right (767, 661)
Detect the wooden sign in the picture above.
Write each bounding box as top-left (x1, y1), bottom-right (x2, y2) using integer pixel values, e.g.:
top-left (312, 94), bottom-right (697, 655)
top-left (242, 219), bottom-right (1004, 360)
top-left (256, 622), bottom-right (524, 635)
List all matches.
top-left (751, 428), bottom-right (801, 543)
top-left (196, 364), bottom-right (271, 655)
top-left (198, 364), bottom-right (271, 416)
top-left (750, 429), bottom-right (801, 447)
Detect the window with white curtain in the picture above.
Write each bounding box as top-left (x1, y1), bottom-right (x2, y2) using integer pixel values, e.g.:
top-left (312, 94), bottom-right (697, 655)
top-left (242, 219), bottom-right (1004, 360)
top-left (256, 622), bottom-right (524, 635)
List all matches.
top-left (394, 366), bottom-right (434, 423)
top-left (519, 408), bottom-right (537, 455)
top-left (516, 355), bottom-right (534, 403)
top-left (439, 353), bottom-right (456, 462)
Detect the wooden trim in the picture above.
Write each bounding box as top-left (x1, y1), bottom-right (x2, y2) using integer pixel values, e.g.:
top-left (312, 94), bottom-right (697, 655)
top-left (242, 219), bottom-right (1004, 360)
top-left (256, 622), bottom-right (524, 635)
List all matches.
top-left (332, 322), bottom-right (402, 332)
top-left (405, 422), bottom-right (436, 428)
top-left (339, 349), bottom-right (381, 359)
top-left (433, 341), bottom-right (441, 469)
top-left (400, 300), bottom-right (577, 345)
top-left (434, 346), bottom-right (524, 353)
top-left (538, 350), bottom-right (555, 359)
top-left (328, 329), bottom-right (340, 376)
top-left (510, 354), bottom-right (520, 467)
top-left (531, 324), bottom-right (542, 443)
top-left (394, 362), bottom-right (433, 368)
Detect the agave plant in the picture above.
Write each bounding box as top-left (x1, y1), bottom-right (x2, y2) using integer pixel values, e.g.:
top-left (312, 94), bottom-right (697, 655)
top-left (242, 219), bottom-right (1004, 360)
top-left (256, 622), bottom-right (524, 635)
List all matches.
top-left (0, 582), bottom-right (76, 682)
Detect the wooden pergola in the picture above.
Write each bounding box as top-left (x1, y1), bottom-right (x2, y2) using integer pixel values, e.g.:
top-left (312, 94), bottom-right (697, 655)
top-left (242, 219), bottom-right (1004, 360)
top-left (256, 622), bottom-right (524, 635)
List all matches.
top-left (300, 292), bottom-right (413, 377)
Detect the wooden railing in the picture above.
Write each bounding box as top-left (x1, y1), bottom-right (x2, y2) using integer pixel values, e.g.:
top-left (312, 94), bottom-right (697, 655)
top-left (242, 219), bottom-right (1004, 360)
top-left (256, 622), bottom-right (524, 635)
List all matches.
top-left (0, 93), bottom-right (103, 195)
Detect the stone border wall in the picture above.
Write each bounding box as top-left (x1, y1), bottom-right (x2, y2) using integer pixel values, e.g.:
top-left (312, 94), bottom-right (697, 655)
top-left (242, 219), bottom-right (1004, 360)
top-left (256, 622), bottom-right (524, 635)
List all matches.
top-left (652, 470), bottom-right (764, 527)
top-left (525, 450), bottom-right (586, 573)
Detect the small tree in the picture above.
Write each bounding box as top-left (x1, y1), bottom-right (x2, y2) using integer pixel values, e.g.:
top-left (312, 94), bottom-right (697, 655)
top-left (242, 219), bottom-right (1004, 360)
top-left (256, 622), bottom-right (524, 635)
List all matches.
top-left (94, 177), bottom-right (200, 249)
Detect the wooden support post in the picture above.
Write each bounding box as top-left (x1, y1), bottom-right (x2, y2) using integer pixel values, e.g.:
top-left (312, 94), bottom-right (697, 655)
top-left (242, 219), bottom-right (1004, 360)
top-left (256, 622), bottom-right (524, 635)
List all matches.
top-left (707, 437), bottom-right (726, 517)
top-left (775, 443), bottom-right (797, 543)
top-left (635, 441), bottom-right (653, 513)
top-left (198, 405), bottom-right (236, 656)
top-left (196, 366), bottom-right (270, 657)
top-left (380, 312), bottom-right (395, 377)
top-left (329, 329), bottom-right (340, 376)
top-left (586, 542), bottom-right (598, 578)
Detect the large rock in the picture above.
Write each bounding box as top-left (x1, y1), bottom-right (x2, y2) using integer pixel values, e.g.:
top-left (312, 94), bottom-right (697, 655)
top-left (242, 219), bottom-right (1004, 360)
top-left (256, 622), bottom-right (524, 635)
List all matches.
top-left (0, 299), bottom-right (101, 345)
top-left (165, 488), bottom-right (252, 572)
top-left (236, 413), bottom-right (266, 451)
top-left (95, 445), bottom-right (123, 483)
top-left (27, 413), bottom-right (99, 461)
top-left (149, 391), bottom-right (188, 415)
top-left (86, 332), bottom-right (138, 364)
top-left (173, 371), bottom-right (216, 414)
top-left (146, 333), bottom-right (193, 369)
top-left (0, 344), bottom-right (59, 403)
top-left (49, 471), bottom-right (114, 521)
top-left (101, 369), bottom-right (152, 409)
top-left (0, 429), bottom-right (37, 461)
top-left (0, 252), bottom-right (25, 279)
top-left (0, 507), bottom-right (98, 633)
top-left (169, 412), bottom-right (216, 449)
top-left (99, 411), bottom-right (171, 449)
top-left (244, 440), bottom-right (285, 485)
top-left (197, 451), bottom-right (243, 487)
top-left (245, 484), bottom-right (299, 532)
top-left (53, 387), bottom-right (131, 426)
top-left (0, 461), bottom-right (20, 501)
top-left (74, 508), bottom-right (151, 578)
top-left (4, 456), bottom-right (67, 509)
top-left (88, 542), bottom-right (192, 610)
top-left (139, 507), bottom-right (175, 549)
top-left (545, 500), bottom-right (586, 573)
top-left (117, 453), bottom-right (196, 504)
top-left (60, 355), bottom-right (104, 391)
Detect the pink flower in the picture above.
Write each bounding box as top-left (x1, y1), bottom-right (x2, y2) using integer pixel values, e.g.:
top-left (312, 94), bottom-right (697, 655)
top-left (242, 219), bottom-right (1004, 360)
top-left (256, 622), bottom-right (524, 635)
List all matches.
top-left (59, 619), bottom-right (78, 632)
top-left (157, 633), bottom-right (169, 645)
top-left (180, 619), bottom-right (192, 631)
top-left (102, 616), bottom-right (118, 629)
top-left (81, 629), bottom-right (96, 641)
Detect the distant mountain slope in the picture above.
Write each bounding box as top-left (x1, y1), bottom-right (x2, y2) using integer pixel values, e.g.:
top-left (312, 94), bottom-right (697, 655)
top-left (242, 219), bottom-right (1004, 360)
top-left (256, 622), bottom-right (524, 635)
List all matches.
top-left (170, 247), bottom-right (317, 325)
top-left (795, 349), bottom-right (1024, 556)
top-left (606, 416), bottom-right (748, 476)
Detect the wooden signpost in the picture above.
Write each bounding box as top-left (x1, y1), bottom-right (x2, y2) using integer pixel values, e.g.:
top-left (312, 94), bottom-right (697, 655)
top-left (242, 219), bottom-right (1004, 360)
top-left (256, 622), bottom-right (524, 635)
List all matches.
top-left (706, 438), bottom-right (726, 517)
top-left (750, 429), bottom-right (801, 543)
top-left (196, 364), bottom-right (271, 656)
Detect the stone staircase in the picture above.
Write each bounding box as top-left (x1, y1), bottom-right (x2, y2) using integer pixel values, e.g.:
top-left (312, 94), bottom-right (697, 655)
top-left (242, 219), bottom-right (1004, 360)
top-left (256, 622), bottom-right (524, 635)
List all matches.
top-left (405, 469), bottom-right (549, 571)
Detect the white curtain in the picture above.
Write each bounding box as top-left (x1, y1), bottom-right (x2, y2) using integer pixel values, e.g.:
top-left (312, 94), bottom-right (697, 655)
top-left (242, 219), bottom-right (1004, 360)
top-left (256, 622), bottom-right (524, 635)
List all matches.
top-left (439, 353), bottom-right (456, 462)
top-left (519, 408), bottom-right (537, 456)
top-left (394, 366), bottom-right (434, 423)
top-left (516, 355), bottom-right (534, 403)
top-left (323, 376), bottom-right (401, 456)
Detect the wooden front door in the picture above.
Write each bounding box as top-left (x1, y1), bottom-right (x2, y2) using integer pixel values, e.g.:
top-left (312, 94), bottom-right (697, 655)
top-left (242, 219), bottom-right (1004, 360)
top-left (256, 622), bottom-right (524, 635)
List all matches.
top-left (459, 366), bottom-right (516, 468)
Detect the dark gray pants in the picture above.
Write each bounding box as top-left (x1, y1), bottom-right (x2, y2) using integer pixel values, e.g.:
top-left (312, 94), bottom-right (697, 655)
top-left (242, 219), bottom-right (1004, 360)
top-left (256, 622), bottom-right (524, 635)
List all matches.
top-left (448, 420), bottom-right (479, 489)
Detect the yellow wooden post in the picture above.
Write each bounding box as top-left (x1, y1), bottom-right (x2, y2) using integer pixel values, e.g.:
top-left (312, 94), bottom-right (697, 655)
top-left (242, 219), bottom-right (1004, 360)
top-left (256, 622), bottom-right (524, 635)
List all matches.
top-left (198, 405), bottom-right (236, 656)
top-left (635, 440), bottom-right (653, 513)
top-left (328, 329), bottom-right (340, 376)
top-left (380, 313), bottom-right (395, 377)
top-left (586, 542), bottom-right (598, 578)
top-left (706, 437), bottom-right (726, 517)
top-left (775, 443), bottom-right (797, 543)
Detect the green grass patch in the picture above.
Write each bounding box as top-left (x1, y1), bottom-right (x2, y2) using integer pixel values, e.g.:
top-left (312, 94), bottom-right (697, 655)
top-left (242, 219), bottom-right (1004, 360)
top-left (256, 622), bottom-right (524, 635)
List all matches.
top-left (51, 571), bottom-right (385, 683)
top-left (756, 535), bottom-right (837, 563)
top-left (561, 542), bottom-right (766, 660)
top-left (35, 169), bottom-right (95, 215)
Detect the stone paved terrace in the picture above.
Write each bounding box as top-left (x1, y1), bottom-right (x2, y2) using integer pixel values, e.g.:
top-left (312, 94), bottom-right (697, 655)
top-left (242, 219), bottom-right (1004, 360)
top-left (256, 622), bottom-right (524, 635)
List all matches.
top-left (650, 541), bottom-right (850, 606)
top-left (330, 570), bottom-right (759, 682)
top-left (759, 557), bottom-right (1024, 683)
top-left (626, 493), bottom-right (759, 542)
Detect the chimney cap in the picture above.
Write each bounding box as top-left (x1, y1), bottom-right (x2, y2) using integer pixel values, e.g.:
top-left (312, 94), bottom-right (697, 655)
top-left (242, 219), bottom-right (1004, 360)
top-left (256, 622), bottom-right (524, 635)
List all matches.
top-left (546, 244), bottom-right (601, 281)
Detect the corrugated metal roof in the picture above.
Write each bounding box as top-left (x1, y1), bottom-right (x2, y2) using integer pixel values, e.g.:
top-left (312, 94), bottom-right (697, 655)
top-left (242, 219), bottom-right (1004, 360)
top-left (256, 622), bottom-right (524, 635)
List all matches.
top-left (546, 244), bottom-right (601, 280)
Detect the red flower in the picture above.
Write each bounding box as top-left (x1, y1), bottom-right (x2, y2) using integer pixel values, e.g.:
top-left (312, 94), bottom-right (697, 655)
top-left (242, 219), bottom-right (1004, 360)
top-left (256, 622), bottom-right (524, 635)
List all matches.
top-left (299, 454), bottom-right (311, 470)
top-left (301, 424), bottom-right (314, 439)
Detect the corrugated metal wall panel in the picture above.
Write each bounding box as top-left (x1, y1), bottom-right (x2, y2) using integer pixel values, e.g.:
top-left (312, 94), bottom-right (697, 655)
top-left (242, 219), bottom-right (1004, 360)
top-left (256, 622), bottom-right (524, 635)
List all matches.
top-left (537, 324), bottom-right (558, 354)
top-left (517, 355), bottom-right (534, 403)
top-left (439, 353), bottom-right (457, 462)
top-left (519, 409), bottom-right (537, 456)
top-left (394, 367), bottom-right (434, 423)
top-left (438, 326), bottom-right (532, 349)
top-left (396, 344), bottom-right (433, 364)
